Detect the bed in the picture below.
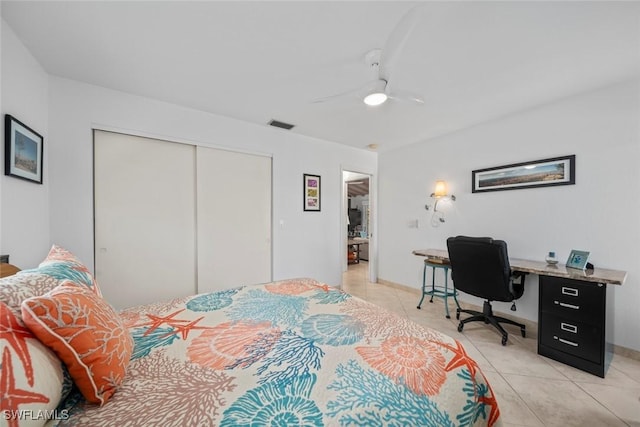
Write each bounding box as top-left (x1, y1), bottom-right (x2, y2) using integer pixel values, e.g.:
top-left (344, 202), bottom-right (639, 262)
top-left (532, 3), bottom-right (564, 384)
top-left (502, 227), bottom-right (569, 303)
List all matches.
top-left (1, 246), bottom-right (501, 427)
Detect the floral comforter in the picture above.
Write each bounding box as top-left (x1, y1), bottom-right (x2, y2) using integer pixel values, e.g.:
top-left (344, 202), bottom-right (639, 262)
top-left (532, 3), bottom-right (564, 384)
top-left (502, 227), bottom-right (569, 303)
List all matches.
top-left (57, 278), bottom-right (501, 426)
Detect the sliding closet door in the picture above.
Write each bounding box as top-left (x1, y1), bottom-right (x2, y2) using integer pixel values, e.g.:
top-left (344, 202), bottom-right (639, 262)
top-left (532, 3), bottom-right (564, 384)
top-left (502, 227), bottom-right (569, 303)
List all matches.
top-left (196, 147), bottom-right (271, 292)
top-left (94, 131), bottom-right (196, 309)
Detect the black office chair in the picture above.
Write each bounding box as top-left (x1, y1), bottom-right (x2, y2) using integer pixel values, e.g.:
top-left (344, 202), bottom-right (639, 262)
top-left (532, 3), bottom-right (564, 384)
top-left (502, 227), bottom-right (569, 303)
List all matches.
top-left (446, 236), bottom-right (526, 345)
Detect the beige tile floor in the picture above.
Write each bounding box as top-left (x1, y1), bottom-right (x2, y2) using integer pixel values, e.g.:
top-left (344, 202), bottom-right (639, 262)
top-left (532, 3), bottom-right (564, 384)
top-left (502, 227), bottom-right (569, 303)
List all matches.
top-left (342, 262), bottom-right (640, 427)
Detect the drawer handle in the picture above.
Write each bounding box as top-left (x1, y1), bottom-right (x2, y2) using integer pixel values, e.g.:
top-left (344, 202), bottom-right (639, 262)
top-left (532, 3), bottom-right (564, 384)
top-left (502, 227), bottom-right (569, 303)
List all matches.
top-left (561, 322), bottom-right (578, 334)
top-left (562, 287), bottom-right (578, 297)
top-left (554, 336), bottom-right (579, 347)
top-left (554, 301), bottom-right (580, 310)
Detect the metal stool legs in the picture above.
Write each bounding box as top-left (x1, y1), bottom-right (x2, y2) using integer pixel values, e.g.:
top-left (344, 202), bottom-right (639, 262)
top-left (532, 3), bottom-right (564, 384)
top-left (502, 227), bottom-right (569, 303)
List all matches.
top-left (417, 261), bottom-right (460, 318)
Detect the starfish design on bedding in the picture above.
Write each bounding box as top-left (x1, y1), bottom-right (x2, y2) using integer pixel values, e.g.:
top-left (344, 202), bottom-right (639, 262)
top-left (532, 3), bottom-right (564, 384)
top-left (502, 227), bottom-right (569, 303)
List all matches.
top-left (0, 348), bottom-right (50, 427)
top-left (313, 283), bottom-right (331, 293)
top-left (132, 309), bottom-right (190, 336)
top-left (433, 339), bottom-right (500, 425)
top-left (434, 339), bottom-right (479, 377)
top-left (160, 316), bottom-right (211, 340)
top-left (0, 303), bottom-right (35, 386)
top-left (132, 309), bottom-right (213, 340)
top-left (478, 393), bottom-right (501, 426)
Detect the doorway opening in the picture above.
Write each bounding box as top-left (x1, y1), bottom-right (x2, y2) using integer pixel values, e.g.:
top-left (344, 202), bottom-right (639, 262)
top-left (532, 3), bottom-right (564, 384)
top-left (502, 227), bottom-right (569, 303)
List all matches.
top-left (342, 170), bottom-right (375, 286)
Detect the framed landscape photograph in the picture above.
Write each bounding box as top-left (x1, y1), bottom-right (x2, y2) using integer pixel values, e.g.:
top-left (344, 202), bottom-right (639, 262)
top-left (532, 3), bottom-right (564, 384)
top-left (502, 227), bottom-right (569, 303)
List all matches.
top-left (303, 173), bottom-right (321, 211)
top-left (472, 155), bottom-right (575, 193)
top-left (4, 114), bottom-right (43, 184)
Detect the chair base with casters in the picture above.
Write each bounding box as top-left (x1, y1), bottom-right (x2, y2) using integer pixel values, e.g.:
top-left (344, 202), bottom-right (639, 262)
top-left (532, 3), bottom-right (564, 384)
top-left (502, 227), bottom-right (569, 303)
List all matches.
top-left (417, 260), bottom-right (460, 318)
top-left (456, 300), bottom-right (526, 346)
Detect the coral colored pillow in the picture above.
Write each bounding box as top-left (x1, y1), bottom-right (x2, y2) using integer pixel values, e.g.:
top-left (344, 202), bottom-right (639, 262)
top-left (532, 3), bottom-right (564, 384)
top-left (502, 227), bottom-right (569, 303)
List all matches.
top-left (20, 281), bottom-right (133, 405)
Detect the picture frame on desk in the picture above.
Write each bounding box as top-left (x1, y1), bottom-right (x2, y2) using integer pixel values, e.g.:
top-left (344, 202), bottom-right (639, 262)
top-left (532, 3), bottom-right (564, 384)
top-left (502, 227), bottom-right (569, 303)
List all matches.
top-left (566, 249), bottom-right (590, 270)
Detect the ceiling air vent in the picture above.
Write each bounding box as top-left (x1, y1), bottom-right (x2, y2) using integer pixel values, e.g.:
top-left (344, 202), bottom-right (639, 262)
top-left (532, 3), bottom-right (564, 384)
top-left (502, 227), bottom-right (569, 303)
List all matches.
top-left (268, 119), bottom-right (295, 130)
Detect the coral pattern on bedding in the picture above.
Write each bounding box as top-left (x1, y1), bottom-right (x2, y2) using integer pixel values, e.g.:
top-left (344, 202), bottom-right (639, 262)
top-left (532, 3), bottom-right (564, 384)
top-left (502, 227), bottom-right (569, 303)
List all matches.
top-left (54, 278), bottom-right (501, 427)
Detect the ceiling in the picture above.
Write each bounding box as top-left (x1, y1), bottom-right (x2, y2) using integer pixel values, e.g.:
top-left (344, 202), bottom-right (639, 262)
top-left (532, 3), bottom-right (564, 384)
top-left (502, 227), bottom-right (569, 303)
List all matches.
top-left (344, 171), bottom-right (369, 197)
top-left (347, 179), bottom-right (369, 198)
top-left (2, 1), bottom-right (639, 152)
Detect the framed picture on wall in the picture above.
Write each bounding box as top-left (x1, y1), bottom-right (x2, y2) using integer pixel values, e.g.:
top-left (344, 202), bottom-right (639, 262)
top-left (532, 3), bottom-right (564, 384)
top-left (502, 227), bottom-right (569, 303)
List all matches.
top-left (4, 114), bottom-right (44, 184)
top-left (472, 155), bottom-right (575, 193)
top-left (303, 173), bottom-right (321, 212)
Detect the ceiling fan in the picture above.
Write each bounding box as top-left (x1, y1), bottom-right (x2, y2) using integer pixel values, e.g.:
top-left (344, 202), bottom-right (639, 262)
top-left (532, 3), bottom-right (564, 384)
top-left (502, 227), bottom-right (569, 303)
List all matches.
top-left (313, 6), bottom-right (425, 107)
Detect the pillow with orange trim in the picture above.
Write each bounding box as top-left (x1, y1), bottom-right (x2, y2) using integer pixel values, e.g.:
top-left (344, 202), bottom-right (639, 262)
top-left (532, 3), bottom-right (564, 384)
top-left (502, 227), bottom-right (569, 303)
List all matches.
top-left (20, 281), bottom-right (133, 405)
top-left (0, 301), bottom-right (66, 426)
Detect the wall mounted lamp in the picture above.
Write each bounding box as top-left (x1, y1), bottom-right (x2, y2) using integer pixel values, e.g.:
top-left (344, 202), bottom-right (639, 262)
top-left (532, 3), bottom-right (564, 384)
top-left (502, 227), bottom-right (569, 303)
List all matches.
top-left (425, 180), bottom-right (456, 225)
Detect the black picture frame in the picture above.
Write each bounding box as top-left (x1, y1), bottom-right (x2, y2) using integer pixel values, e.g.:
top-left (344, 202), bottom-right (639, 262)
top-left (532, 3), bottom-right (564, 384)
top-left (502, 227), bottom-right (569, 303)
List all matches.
top-left (4, 114), bottom-right (43, 184)
top-left (472, 155), bottom-right (575, 193)
top-left (303, 174), bottom-right (321, 211)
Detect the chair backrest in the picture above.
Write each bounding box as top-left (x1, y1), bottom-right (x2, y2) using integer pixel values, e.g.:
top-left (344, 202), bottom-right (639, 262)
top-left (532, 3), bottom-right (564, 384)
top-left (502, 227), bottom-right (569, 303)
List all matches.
top-left (446, 235), bottom-right (518, 302)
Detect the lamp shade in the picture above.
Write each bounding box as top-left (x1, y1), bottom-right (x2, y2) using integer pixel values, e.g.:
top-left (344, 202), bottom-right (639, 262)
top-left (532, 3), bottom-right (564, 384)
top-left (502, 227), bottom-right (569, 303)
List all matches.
top-left (434, 180), bottom-right (447, 198)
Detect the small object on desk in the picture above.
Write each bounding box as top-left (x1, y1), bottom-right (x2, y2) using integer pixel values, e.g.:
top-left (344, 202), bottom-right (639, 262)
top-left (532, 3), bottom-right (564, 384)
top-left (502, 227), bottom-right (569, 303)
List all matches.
top-left (566, 249), bottom-right (590, 270)
top-left (545, 251), bottom-right (558, 265)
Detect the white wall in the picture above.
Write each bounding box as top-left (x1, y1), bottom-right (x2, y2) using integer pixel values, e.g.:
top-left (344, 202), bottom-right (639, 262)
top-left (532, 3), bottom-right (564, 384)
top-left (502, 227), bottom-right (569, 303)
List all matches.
top-left (378, 79), bottom-right (640, 352)
top-left (46, 76), bottom-right (377, 300)
top-left (0, 20), bottom-right (50, 268)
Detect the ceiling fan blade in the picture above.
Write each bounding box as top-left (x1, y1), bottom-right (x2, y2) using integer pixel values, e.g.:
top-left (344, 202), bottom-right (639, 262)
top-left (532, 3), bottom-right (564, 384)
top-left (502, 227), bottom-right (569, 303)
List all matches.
top-left (311, 80), bottom-right (380, 104)
top-left (311, 87), bottom-right (362, 104)
top-left (379, 5), bottom-right (424, 82)
top-left (388, 88), bottom-right (425, 105)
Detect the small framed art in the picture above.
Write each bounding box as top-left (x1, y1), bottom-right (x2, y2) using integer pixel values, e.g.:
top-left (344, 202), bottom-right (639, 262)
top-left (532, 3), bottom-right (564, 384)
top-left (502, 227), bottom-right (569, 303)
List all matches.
top-left (303, 174), bottom-right (321, 212)
top-left (566, 250), bottom-right (590, 270)
top-left (4, 114), bottom-right (43, 184)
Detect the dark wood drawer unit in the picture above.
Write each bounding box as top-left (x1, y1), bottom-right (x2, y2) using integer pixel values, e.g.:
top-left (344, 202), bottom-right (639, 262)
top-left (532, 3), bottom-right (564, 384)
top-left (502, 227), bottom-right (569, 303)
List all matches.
top-left (538, 276), bottom-right (609, 377)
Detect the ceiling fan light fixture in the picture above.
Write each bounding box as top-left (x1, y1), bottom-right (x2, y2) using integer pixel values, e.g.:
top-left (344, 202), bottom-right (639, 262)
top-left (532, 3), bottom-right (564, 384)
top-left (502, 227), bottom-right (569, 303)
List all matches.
top-left (363, 92), bottom-right (388, 106)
